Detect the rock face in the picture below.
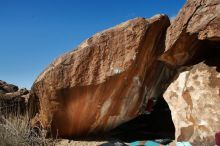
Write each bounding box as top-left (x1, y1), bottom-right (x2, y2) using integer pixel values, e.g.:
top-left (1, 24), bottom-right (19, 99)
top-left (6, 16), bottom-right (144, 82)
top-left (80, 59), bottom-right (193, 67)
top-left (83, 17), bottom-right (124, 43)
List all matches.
top-left (0, 80), bottom-right (18, 93)
top-left (30, 15), bottom-right (170, 137)
top-left (30, 0), bottom-right (220, 142)
top-left (160, 0), bottom-right (220, 67)
top-left (164, 63), bottom-right (220, 145)
top-left (158, 0), bottom-right (220, 144)
top-left (0, 80), bottom-right (29, 115)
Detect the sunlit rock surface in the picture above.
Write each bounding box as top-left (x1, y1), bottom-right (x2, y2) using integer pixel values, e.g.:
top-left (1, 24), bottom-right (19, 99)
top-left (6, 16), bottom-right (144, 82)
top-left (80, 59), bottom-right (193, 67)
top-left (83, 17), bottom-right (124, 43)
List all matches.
top-left (160, 0), bottom-right (220, 67)
top-left (164, 63), bottom-right (220, 145)
top-left (30, 15), bottom-right (170, 137)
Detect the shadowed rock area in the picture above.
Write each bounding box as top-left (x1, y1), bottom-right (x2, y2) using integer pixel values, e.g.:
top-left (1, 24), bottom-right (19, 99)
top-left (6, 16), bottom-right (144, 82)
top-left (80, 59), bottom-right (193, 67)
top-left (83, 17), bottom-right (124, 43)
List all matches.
top-left (68, 97), bottom-right (175, 143)
top-left (106, 97), bottom-right (175, 142)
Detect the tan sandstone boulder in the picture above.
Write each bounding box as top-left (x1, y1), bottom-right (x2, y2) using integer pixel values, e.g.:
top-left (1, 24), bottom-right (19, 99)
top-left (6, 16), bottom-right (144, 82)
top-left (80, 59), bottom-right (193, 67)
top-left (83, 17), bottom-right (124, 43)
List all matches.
top-left (160, 0), bottom-right (220, 67)
top-left (30, 15), bottom-right (170, 137)
top-left (164, 63), bottom-right (220, 145)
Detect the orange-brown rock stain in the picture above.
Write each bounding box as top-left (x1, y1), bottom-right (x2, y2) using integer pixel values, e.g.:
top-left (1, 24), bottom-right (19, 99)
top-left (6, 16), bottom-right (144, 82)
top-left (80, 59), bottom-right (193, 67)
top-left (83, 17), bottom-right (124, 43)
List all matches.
top-left (30, 15), bottom-right (170, 138)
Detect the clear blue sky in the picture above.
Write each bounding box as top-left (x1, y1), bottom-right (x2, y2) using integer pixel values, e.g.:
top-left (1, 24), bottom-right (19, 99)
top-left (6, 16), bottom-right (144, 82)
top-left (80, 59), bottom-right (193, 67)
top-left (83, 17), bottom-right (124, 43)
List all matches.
top-left (0, 0), bottom-right (186, 89)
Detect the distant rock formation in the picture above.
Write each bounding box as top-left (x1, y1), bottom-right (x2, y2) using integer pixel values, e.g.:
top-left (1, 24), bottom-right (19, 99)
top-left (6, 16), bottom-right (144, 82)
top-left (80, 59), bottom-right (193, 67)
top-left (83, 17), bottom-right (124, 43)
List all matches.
top-left (30, 15), bottom-right (170, 137)
top-left (0, 80), bottom-right (18, 93)
top-left (0, 80), bottom-right (29, 115)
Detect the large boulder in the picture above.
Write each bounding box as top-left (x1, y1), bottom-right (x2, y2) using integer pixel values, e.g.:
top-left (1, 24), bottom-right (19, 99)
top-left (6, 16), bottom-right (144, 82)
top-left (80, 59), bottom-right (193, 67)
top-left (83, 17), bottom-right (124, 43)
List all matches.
top-left (164, 63), bottom-right (220, 145)
top-left (158, 0), bottom-right (220, 144)
top-left (160, 0), bottom-right (220, 67)
top-left (30, 15), bottom-right (170, 137)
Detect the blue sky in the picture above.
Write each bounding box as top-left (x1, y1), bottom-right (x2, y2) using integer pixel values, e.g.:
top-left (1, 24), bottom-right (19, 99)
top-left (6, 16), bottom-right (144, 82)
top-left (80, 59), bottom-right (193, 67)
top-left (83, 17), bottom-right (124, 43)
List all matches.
top-left (0, 0), bottom-right (186, 89)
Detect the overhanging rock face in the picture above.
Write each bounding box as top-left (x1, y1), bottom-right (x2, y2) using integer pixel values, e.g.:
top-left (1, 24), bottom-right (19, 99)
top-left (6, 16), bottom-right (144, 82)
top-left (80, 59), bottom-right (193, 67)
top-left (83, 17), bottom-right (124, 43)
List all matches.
top-left (160, 0), bottom-right (220, 67)
top-left (30, 15), bottom-right (170, 137)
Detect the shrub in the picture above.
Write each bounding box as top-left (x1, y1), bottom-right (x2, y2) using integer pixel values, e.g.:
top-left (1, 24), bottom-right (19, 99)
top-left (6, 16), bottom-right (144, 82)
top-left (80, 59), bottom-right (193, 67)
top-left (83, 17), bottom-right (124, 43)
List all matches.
top-left (0, 104), bottom-right (55, 146)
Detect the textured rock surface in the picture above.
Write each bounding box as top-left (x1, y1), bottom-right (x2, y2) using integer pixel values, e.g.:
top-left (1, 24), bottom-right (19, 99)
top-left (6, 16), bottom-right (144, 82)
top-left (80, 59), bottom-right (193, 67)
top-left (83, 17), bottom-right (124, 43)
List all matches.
top-left (158, 1), bottom-right (220, 144)
top-left (0, 80), bottom-right (29, 115)
top-left (0, 80), bottom-right (18, 93)
top-left (164, 63), bottom-right (220, 145)
top-left (160, 0), bottom-right (220, 67)
top-left (30, 15), bottom-right (170, 137)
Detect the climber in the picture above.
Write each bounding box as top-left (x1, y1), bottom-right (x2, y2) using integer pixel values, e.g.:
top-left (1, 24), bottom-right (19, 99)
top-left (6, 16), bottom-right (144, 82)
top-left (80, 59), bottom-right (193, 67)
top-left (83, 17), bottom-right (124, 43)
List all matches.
top-left (216, 132), bottom-right (220, 146)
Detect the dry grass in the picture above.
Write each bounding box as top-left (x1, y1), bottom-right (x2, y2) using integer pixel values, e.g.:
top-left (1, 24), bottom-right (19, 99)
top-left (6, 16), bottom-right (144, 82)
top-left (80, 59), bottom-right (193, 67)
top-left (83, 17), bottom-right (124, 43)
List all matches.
top-left (0, 102), bottom-right (55, 146)
top-left (0, 92), bottom-right (4, 98)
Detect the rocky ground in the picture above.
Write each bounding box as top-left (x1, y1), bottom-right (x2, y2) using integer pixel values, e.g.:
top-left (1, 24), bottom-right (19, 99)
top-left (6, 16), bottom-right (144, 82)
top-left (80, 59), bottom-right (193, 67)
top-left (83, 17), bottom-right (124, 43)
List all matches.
top-left (54, 140), bottom-right (127, 146)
